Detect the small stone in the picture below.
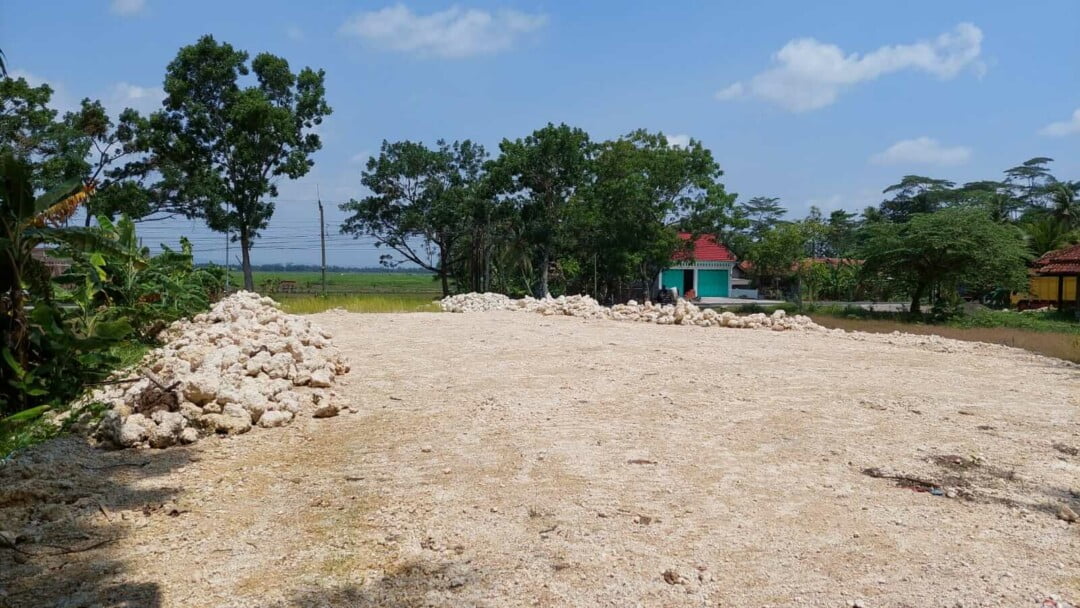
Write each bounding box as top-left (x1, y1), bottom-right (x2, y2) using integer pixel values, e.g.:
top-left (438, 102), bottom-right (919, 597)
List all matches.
top-left (421, 445), bottom-right (433, 453)
top-left (312, 403), bottom-right (339, 418)
top-left (662, 569), bottom-right (685, 585)
top-left (442, 468), bottom-right (452, 475)
top-left (1057, 505), bottom-right (1079, 523)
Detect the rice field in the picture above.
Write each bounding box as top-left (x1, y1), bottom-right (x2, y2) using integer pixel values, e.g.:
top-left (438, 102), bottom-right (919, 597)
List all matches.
top-left (272, 293), bottom-right (441, 314)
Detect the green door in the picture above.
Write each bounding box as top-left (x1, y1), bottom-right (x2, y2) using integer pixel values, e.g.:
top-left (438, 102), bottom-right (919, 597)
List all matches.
top-left (660, 269), bottom-right (684, 295)
top-left (698, 269), bottom-right (729, 297)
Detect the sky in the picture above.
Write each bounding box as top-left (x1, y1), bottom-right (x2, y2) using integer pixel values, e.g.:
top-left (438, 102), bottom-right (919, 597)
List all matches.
top-left (3, 0), bottom-right (1079, 267)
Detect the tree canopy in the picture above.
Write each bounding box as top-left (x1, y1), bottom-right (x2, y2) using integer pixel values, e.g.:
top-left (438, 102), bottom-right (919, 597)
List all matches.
top-left (860, 207), bottom-right (1029, 313)
top-left (146, 35), bottom-right (331, 290)
top-left (340, 139), bottom-right (487, 297)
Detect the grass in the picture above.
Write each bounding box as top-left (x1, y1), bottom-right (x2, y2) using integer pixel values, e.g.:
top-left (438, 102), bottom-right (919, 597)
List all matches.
top-left (273, 293), bottom-right (441, 314)
top-left (730, 301), bottom-right (1079, 363)
top-left (810, 310), bottom-right (1080, 363)
top-left (230, 271), bottom-right (441, 295)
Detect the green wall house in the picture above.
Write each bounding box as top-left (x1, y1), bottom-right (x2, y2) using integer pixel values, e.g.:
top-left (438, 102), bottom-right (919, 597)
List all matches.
top-left (657, 233), bottom-right (737, 298)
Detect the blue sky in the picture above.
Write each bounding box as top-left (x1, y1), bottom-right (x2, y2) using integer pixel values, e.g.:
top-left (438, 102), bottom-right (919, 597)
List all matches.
top-left (4, 0), bottom-right (1079, 267)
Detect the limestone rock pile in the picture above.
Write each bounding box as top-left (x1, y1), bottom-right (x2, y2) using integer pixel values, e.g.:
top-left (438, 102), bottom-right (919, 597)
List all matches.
top-left (440, 293), bottom-right (821, 331)
top-left (439, 292), bottom-right (513, 313)
top-left (80, 292), bottom-right (350, 449)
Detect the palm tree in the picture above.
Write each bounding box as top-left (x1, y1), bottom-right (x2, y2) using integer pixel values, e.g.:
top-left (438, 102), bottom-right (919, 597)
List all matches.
top-left (1047, 181), bottom-right (1079, 229)
top-left (1022, 216), bottom-right (1080, 256)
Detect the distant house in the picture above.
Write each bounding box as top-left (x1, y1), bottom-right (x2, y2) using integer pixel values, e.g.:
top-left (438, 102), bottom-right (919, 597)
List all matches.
top-left (1014, 243), bottom-right (1080, 311)
top-left (658, 233), bottom-right (737, 298)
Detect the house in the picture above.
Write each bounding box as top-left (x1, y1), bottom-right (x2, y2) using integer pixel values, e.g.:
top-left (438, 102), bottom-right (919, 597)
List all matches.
top-left (657, 233), bottom-right (737, 298)
top-left (31, 247), bottom-right (70, 278)
top-left (1013, 243), bottom-right (1080, 311)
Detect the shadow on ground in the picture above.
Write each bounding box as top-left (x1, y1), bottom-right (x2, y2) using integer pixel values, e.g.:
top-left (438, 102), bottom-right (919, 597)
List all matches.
top-left (277, 558), bottom-right (484, 608)
top-left (0, 437), bottom-right (197, 608)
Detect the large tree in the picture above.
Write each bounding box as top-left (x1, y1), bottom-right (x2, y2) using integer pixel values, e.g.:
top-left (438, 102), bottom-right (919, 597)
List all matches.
top-left (745, 222), bottom-right (807, 296)
top-left (860, 207), bottom-right (1029, 313)
top-left (340, 139), bottom-right (487, 297)
top-left (739, 196), bottom-right (786, 241)
top-left (487, 123), bottom-right (592, 298)
top-left (569, 130), bottom-right (739, 300)
top-left (148, 35), bottom-right (330, 290)
top-left (877, 175), bottom-right (956, 223)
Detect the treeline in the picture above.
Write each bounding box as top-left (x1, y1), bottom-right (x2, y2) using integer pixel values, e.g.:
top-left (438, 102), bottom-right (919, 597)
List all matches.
top-left (734, 158), bottom-right (1078, 313)
top-left (340, 127), bottom-right (743, 300)
top-left (342, 140), bottom-right (1078, 313)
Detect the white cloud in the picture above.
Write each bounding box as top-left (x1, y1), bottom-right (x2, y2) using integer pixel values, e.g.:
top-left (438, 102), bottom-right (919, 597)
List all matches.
top-left (1039, 108), bottom-right (1080, 137)
top-left (107, 82), bottom-right (164, 115)
top-left (870, 136), bottom-right (971, 166)
top-left (286, 26), bottom-right (305, 41)
top-left (110, 0), bottom-right (145, 16)
top-left (714, 82), bottom-right (744, 101)
top-left (339, 4), bottom-right (548, 58)
top-left (717, 23), bottom-right (984, 112)
top-left (665, 134), bottom-right (691, 148)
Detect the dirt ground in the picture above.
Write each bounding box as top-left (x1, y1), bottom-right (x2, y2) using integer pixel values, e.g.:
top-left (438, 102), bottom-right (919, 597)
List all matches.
top-left (2, 311), bottom-right (1079, 607)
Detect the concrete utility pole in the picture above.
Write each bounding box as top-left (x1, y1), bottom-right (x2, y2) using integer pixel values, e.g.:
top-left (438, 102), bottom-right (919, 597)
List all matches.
top-left (225, 227), bottom-right (230, 292)
top-left (317, 186), bottom-right (326, 297)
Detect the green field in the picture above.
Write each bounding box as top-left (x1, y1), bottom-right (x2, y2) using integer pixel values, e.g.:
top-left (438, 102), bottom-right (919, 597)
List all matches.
top-left (273, 294), bottom-right (440, 314)
top-left (229, 271), bottom-right (441, 295)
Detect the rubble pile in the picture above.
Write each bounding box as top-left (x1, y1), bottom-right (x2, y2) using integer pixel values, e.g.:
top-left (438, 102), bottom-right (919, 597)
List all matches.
top-left (440, 293), bottom-right (822, 331)
top-left (72, 292), bottom-right (350, 449)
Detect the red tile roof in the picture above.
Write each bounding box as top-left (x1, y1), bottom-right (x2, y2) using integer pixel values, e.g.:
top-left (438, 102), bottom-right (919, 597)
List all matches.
top-left (673, 232), bottom-right (736, 262)
top-left (1034, 243), bottom-right (1080, 275)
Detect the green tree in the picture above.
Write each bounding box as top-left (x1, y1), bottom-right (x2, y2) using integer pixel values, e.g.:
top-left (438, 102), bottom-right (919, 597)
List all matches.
top-left (1046, 181), bottom-right (1079, 229)
top-left (58, 100), bottom-right (152, 225)
top-left (957, 180), bottom-right (1021, 222)
top-left (746, 223), bottom-right (806, 297)
top-left (340, 139), bottom-right (488, 297)
top-left (739, 196), bottom-right (786, 241)
top-left (487, 123), bottom-right (592, 297)
top-left (570, 130), bottom-right (738, 300)
top-left (1021, 216), bottom-right (1080, 257)
top-left (878, 175), bottom-right (956, 223)
top-left (147, 35), bottom-right (331, 290)
top-left (860, 207), bottom-right (1029, 314)
top-left (826, 209), bottom-right (860, 257)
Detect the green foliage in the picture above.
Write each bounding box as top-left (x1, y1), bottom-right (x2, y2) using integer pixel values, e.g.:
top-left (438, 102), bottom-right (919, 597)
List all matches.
top-left (739, 196), bottom-right (786, 241)
top-left (147, 35), bottom-right (331, 291)
top-left (568, 130), bottom-right (740, 301)
top-left (487, 123), bottom-right (593, 297)
top-left (58, 214), bottom-right (225, 339)
top-left (746, 222), bottom-right (806, 294)
top-left (340, 139), bottom-right (488, 297)
top-left (860, 207), bottom-right (1030, 314)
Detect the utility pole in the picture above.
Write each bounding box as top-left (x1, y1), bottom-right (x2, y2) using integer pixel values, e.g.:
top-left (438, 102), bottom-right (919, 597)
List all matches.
top-left (225, 227), bottom-right (231, 292)
top-left (317, 185), bottom-right (326, 297)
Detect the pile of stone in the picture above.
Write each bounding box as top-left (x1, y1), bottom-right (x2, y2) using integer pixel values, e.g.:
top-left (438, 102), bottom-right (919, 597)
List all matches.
top-left (440, 293), bottom-right (821, 331)
top-left (71, 292), bottom-right (350, 449)
top-left (439, 292), bottom-right (513, 313)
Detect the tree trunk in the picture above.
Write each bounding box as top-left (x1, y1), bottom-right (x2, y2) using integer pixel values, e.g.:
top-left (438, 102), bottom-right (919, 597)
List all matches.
top-left (439, 248), bottom-right (450, 297)
top-left (239, 228), bottom-right (254, 292)
top-left (909, 282), bottom-right (925, 314)
top-left (538, 249), bottom-right (550, 298)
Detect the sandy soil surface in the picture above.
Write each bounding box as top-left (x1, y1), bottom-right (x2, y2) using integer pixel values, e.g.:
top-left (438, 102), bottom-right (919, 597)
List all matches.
top-left (2, 311), bottom-right (1079, 607)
